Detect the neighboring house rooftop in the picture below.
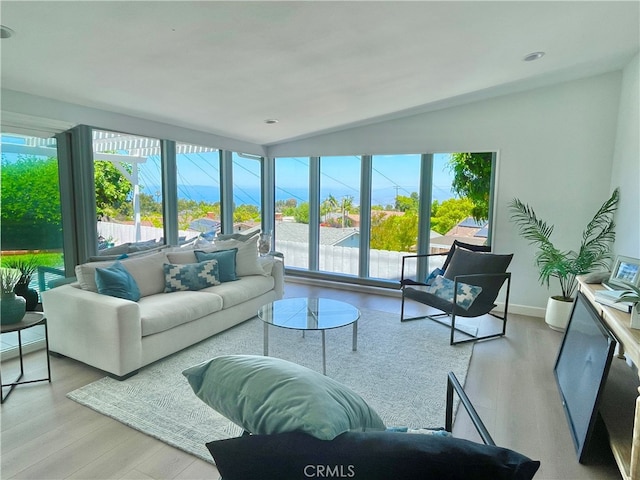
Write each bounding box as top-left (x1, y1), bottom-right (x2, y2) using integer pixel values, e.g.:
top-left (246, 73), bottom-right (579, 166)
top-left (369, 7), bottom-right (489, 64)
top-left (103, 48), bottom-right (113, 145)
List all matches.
top-left (276, 222), bottom-right (359, 246)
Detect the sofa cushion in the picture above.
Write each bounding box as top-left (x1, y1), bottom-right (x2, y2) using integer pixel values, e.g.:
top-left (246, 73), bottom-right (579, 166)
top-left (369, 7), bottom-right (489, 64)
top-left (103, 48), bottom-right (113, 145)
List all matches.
top-left (214, 235), bottom-right (265, 277)
top-left (163, 260), bottom-right (220, 292)
top-left (95, 260), bottom-right (141, 301)
top-left (195, 249), bottom-right (238, 282)
top-left (199, 274), bottom-right (275, 309)
top-left (183, 355), bottom-right (386, 441)
top-left (76, 251), bottom-right (168, 297)
top-left (166, 249), bottom-right (198, 265)
top-left (139, 290), bottom-right (224, 336)
top-left (206, 431), bottom-right (540, 480)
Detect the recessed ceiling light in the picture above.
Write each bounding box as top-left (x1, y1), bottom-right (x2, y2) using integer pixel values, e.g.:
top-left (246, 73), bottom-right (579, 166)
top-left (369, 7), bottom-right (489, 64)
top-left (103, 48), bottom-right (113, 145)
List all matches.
top-left (523, 51), bottom-right (545, 62)
top-left (264, 119), bottom-right (279, 124)
top-left (0, 25), bottom-right (15, 39)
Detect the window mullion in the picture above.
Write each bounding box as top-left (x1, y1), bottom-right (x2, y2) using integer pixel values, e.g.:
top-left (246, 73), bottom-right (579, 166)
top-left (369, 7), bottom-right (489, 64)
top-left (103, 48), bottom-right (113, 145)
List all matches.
top-left (219, 150), bottom-right (234, 234)
top-left (309, 156), bottom-right (320, 271)
top-left (161, 140), bottom-right (178, 246)
top-left (416, 153), bottom-right (434, 281)
top-left (359, 155), bottom-right (372, 278)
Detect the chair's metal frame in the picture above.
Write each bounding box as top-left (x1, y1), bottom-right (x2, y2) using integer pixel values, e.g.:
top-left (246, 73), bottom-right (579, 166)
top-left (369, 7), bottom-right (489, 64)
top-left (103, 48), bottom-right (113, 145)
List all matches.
top-left (400, 253), bottom-right (511, 346)
top-left (445, 371), bottom-right (495, 445)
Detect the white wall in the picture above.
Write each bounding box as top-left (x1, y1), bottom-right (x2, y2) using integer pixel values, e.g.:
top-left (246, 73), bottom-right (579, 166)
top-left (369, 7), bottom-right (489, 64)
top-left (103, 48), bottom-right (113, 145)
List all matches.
top-left (610, 53), bottom-right (640, 259)
top-left (268, 72), bottom-right (626, 315)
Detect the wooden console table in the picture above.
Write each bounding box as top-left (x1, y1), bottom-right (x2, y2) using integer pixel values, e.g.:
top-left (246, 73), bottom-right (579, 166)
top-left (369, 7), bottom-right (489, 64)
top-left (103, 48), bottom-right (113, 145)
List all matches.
top-left (578, 277), bottom-right (640, 480)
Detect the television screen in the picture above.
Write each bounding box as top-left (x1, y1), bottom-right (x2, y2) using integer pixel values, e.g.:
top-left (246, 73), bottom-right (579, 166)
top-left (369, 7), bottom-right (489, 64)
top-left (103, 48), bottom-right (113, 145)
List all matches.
top-left (553, 291), bottom-right (617, 463)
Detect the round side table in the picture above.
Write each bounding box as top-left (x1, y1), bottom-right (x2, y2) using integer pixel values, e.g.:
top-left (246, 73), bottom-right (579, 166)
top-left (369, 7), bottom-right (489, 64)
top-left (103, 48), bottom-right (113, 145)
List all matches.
top-left (1, 312), bottom-right (51, 403)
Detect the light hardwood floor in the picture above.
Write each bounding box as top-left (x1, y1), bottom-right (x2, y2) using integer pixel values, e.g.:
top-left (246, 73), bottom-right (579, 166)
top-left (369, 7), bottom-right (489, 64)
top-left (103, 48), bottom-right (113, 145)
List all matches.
top-left (1, 280), bottom-right (624, 479)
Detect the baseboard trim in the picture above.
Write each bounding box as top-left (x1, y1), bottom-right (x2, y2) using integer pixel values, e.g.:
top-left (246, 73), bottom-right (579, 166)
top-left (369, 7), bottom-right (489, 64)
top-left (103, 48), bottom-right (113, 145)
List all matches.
top-left (1, 339), bottom-right (46, 361)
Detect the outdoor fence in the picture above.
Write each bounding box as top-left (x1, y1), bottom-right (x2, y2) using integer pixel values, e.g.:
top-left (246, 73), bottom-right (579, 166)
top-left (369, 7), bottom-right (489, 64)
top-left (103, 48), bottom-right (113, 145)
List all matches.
top-left (93, 222), bottom-right (447, 283)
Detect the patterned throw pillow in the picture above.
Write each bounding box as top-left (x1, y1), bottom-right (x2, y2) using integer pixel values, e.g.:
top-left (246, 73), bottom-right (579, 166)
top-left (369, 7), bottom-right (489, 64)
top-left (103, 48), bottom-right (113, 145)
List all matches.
top-left (426, 275), bottom-right (483, 310)
top-left (163, 260), bottom-right (220, 292)
top-left (425, 267), bottom-right (444, 285)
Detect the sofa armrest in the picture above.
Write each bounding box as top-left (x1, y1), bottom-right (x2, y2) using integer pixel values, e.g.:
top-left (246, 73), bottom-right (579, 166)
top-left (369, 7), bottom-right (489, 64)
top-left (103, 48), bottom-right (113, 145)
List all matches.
top-left (41, 284), bottom-right (143, 377)
top-left (270, 257), bottom-right (285, 299)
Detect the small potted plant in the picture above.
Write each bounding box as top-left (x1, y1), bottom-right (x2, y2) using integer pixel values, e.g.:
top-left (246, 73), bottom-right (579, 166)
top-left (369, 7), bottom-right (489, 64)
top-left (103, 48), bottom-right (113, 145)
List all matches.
top-left (4, 256), bottom-right (40, 310)
top-left (617, 283), bottom-right (640, 329)
top-left (509, 188), bottom-right (619, 331)
top-left (1, 267), bottom-right (26, 325)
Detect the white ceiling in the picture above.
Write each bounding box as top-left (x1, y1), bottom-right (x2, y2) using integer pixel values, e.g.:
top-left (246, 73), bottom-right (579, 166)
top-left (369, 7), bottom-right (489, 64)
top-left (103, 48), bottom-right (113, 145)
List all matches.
top-left (1, 1), bottom-right (639, 146)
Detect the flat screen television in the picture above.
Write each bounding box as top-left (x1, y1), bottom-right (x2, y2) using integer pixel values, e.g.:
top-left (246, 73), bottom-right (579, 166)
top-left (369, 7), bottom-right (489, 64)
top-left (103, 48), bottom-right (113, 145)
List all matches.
top-left (553, 291), bottom-right (617, 463)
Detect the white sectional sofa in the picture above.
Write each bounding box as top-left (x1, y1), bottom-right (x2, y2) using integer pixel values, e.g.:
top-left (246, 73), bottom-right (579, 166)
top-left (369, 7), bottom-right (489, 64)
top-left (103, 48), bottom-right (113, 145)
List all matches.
top-left (41, 238), bottom-right (284, 379)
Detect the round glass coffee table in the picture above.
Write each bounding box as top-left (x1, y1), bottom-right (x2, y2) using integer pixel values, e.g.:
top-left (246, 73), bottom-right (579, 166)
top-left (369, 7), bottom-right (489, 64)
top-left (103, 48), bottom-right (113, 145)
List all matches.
top-left (258, 297), bottom-right (360, 375)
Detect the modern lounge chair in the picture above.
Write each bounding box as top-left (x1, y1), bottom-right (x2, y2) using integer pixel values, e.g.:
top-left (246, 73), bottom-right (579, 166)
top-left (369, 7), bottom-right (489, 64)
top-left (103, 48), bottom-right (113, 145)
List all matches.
top-left (400, 241), bottom-right (513, 345)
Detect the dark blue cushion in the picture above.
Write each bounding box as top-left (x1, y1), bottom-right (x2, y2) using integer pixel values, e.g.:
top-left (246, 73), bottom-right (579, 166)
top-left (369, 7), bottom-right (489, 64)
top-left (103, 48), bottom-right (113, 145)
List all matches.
top-left (95, 261), bottom-right (141, 301)
top-left (195, 249), bottom-right (238, 282)
top-left (206, 431), bottom-right (540, 480)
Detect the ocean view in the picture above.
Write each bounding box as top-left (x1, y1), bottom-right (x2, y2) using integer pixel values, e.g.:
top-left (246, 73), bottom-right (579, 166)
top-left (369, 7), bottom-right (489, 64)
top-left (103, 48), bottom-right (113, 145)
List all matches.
top-left (167, 184), bottom-right (455, 208)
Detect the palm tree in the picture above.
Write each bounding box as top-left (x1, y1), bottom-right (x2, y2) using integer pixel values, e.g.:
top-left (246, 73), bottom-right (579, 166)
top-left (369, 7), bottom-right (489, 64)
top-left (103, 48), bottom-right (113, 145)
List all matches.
top-left (340, 195), bottom-right (354, 228)
top-left (320, 194), bottom-right (339, 224)
top-left (509, 188), bottom-right (619, 301)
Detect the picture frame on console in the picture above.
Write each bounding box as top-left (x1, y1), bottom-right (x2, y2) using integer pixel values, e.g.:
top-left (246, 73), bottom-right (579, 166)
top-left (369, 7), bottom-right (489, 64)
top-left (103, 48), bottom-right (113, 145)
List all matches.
top-left (607, 255), bottom-right (640, 290)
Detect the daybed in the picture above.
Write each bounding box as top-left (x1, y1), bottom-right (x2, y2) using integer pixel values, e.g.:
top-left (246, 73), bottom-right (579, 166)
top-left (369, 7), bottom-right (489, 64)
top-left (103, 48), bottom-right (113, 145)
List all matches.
top-left (41, 236), bottom-right (284, 380)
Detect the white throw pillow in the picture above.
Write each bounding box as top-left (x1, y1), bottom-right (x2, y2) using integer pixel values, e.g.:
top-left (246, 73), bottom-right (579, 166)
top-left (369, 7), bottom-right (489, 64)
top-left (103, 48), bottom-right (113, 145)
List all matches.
top-left (166, 249), bottom-right (198, 265)
top-left (214, 235), bottom-right (265, 277)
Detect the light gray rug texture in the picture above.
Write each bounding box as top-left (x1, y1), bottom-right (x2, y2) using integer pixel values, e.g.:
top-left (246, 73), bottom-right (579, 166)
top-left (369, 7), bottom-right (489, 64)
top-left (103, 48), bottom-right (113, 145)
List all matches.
top-left (67, 308), bottom-right (474, 464)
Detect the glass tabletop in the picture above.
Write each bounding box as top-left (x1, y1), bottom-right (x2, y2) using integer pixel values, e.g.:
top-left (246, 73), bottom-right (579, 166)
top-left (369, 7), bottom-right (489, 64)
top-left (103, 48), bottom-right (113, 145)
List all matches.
top-left (258, 297), bottom-right (360, 331)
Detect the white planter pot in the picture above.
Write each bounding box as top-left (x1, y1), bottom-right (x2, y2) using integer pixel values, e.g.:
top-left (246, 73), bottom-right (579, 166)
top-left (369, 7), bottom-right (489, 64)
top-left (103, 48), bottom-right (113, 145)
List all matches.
top-left (545, 296), bottom-right (574, 332)
top-left (630, 304), bottom-right (640, 330)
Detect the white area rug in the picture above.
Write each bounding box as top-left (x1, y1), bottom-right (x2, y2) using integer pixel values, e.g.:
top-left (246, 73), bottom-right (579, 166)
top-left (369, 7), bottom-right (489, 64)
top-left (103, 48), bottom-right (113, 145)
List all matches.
top-left (67, 308), bottom-right (473, 463)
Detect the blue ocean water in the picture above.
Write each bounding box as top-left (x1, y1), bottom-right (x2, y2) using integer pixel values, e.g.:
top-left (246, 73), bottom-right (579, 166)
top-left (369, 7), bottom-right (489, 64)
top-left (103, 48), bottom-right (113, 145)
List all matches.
top-left (164, 184), bottom-right (453, 207)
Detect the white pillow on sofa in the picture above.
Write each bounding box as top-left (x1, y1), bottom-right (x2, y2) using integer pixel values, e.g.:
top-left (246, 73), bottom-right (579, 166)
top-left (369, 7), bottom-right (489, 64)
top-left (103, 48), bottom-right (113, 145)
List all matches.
top-left (214, 235), bottom-right (266, 277)
top-left (75, 250), bottom-right (169, 297)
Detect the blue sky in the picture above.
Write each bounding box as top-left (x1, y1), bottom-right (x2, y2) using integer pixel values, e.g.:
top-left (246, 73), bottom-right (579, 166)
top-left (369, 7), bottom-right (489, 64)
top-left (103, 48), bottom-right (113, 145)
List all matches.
top-left (1, 134), bottom-right (456, 206)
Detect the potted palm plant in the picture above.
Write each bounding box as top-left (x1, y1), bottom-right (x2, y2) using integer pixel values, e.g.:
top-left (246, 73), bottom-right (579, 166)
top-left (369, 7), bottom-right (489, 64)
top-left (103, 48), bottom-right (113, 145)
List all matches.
top-left (1, 267), bottom-right (26, 325)
top-left (509, 188), bottom-right (619, 331)
top-left (3, 256), bottom-right (40, 310)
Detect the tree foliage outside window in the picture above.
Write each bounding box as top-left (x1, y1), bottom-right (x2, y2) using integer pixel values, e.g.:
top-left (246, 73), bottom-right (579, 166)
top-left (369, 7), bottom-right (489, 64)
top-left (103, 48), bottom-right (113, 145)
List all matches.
top-left (430, 197), bottom-right (475, 235)
top-left (1, 156), bottom-right (63, 250)
top-left (94, 160), bottom-right (133, 220)
top-left (447, 152), bottom-right (492, 221)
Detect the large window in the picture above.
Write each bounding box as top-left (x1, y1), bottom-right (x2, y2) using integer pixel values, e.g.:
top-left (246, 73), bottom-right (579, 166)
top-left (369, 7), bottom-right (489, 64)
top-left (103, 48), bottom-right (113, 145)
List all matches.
top-left (273, 151), bottom-right (494, 285)
top-left (92, 130), bottom-right (164, 253)
top-left (275, 157), bottom-right (310, 268)
top-left (319, 156), bottom-right (361, 276)
top-left (232, 153), bottom-right (261, 232)
top-left (370, 154), bottom-right (422, 280)
top-left (46, 121), bottom-right (496, 290)
top-left (0, 133), bottom-right (65, 293)
top-left (176, 143), bottom-right (221, 243)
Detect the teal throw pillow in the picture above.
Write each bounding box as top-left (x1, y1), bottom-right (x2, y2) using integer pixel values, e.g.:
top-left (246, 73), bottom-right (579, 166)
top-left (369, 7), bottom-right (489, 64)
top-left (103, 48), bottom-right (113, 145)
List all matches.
top-left (426, 275), bottom-right (483, 310)
top-left (163, 259), bottom-right (220, 292)
top-left (95, 260), bottom-right (141, 301)
top-left (195, 249), bottom-right (238, 282)
top-left (183, 355), bottom-right (386, 441)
